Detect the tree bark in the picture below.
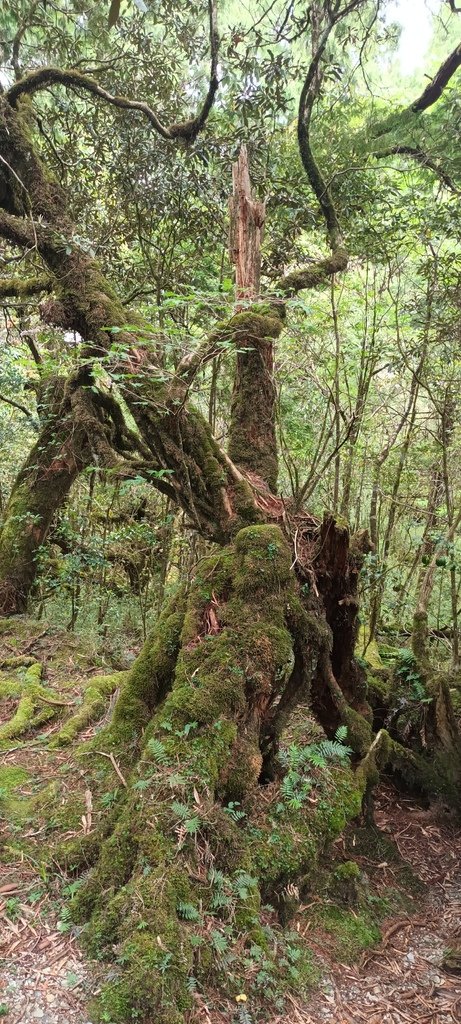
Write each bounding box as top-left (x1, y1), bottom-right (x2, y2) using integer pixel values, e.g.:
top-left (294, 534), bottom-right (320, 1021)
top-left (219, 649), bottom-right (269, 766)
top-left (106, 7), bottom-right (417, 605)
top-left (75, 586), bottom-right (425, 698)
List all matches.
top-left (0, 378), bottom-right (84, 614)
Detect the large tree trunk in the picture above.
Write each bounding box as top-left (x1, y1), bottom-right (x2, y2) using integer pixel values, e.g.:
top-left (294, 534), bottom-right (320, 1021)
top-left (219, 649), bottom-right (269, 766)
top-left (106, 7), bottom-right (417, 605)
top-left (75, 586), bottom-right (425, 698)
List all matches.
top-left (67, 518), bottom-right (388, 1024)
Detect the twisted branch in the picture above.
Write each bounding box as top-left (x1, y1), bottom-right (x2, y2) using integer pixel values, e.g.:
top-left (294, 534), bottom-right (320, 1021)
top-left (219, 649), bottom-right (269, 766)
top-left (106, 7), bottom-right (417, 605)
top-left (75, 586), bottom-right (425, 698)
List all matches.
top-left (6, 0), bottom-right (219, 144)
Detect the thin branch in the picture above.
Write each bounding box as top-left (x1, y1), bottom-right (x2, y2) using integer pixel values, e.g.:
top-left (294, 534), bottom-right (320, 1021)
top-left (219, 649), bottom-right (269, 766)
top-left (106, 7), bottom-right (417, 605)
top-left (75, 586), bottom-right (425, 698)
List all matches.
top-left (11, 0), bottom-right (41, 80)
top-left (6, 0), bottom-right (219, 143)
top-left (375, 145), bottom-right (459, 193)
top-left (0, 392), bottom-right (33, 418)
top-left (297, 17), bottom-right (343, 252)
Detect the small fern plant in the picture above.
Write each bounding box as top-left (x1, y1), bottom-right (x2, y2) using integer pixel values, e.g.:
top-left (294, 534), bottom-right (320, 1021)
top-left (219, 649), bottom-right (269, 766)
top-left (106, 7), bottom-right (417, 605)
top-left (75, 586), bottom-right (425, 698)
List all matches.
top-left (278, 726), bottom-right (352, 809)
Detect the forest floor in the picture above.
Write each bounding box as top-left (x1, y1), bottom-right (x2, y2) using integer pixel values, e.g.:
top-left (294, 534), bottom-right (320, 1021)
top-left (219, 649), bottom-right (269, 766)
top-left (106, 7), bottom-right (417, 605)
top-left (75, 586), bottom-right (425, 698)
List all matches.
top-left (0, 620), bottom-right (460, 1024)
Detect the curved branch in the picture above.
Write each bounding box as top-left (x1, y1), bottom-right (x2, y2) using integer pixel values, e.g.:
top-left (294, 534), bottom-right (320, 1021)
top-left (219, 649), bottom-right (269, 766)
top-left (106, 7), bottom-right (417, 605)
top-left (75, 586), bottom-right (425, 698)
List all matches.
top-left (6, 0), bottom-right (219, 143)
top-left (374, 145), bottom-right (459, 193)
top-left (293, 4), bottom-right (369, 292)
top-left (297, 18), bottom-right (344, 252)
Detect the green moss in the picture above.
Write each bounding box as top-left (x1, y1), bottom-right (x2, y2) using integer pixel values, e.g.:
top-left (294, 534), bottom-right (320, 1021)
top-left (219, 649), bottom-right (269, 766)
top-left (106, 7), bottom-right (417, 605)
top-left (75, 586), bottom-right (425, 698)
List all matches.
top-left (51, 672), bottom-right (126, 747)
top-left (226, 307), bottom-right (283, 490)
top-left (254, 767), bottom-right (364, 887)
top-left (233, 525), bottom-right (293, 596)
top-left (0, 674), bottom-right (23, 699)
top-left (0, 689), bottom-right (36, 742)
top-left (0, 763), bottom-right (30, 791)
top-left (34, 781), bottom-right (87, 835)
top-left (0, 763), bottom-right (31, 821)
top-left (0, 655), bottom-right (37, 669)
top-left (0, 661), bottom-right (71, 743)
top-left (344, 706), bottom-right (373, 755)
top-left (365, 669), bottom-right (391, 711)
top-left (106, 587), bottom-right (187, 746)
top-left (314, 904), bottom-right (381, 959)
top-left (328, 860), bottom-right (361, 904)
top-left (357, 626), bottom-right (383, 669)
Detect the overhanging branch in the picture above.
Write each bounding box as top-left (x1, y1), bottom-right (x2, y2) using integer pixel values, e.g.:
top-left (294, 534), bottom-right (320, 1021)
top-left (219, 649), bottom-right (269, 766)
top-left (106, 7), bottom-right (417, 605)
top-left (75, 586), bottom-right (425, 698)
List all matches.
top-left (373, 41), bottom-right (461, 141)
top-left (6, 0), bottom-right (219, 144)
top-left (374, 145), bottom-right (459, 193)
top-left (0, 392), bottom-right (34, 419)
top-left (277, 248), bottom-right (348, 296)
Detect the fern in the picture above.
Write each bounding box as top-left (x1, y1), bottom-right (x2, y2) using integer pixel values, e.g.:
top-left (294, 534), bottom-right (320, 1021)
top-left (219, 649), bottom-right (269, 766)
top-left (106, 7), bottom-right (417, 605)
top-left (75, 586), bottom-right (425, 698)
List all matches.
top-left (211, 929), bottom-right (229, 953)
top-left (171, 800), bottom-right (190, 819)
top-left (177, 901), bottom-right (201, 922)
top-left (312, 737), bottom-right (352, 763)
top-left (146, 738), bottom-right (169, 764)
top-left (171, 800), bottom-right (201, 834)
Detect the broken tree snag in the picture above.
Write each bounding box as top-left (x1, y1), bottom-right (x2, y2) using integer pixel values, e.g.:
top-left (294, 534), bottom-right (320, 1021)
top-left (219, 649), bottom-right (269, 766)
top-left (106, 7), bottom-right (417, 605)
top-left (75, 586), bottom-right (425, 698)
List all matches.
top-left (228, 144), bottom-right (265, 304)
top-left (227, 146), bottom-right (281, 491)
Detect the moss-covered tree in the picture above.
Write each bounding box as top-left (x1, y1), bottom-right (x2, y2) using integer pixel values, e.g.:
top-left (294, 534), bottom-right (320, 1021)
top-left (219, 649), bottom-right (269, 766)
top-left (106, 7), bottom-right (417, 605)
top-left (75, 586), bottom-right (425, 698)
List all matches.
top-left (1, 2), bottom-right (461, 1020)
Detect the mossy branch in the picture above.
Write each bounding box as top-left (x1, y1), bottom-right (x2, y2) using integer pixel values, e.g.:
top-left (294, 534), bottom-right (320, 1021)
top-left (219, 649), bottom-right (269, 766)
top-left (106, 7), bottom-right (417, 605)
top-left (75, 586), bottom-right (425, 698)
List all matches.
top-left (6, 0), bottom-right (219, 143)
top-left (278, 248), bottom-right (348, 296)
top-left (0, 273), bottom-right (52, 297)
top-left (0, 209), bottom-right (37, 249)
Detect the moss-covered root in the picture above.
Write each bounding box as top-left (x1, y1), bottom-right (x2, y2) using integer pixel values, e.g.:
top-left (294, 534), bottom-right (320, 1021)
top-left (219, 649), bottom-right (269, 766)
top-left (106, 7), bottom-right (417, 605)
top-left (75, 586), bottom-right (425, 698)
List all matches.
top-left (0, 661), bottom-right (60, 742)
top-left (389, 735), bottom-right (461, 810)
top-left (50, 671), bottom-right (127, 747)
top-left (95, 584), bottom-right (188, 750)
top-left (71, 525), bottom-right (308, 1023)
